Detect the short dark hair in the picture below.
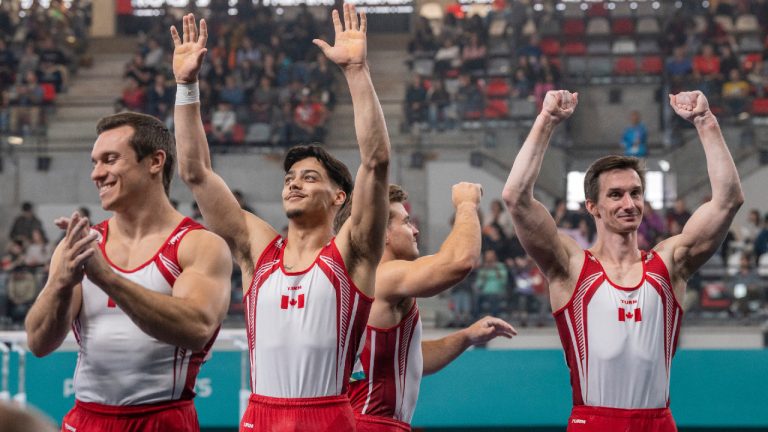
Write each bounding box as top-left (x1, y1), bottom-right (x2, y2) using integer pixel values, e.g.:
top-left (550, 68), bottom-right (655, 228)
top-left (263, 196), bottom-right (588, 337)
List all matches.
top-left (284, 144), bottom-right (353, 198)
top-left (96, 112), bottom-right (175, 195)
top-left (584, 155), bottom-right (646, 203)
top-left (21, 202), bottom-right (33, 212)
top-left (387, 184), bottom-right (408, 224)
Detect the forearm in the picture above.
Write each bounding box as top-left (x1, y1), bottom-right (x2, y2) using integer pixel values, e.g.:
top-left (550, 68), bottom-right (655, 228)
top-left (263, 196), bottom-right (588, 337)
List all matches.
top-left (695, 113), bottom-right (743, 208)
top-left (174, 101), bottom-right (213, 184)
top-left (96, 274), bottom-right (217, 351)
top-left (502, 113), bottom-right (557, 205)
top-left (25, 283), bottom-right (77, 357)
top-left (422, 330), bottom-right (471, 375)
top-left (440, 202), bottom-right (481, 270)
top-left (344, 65), bottom-right (390, 166)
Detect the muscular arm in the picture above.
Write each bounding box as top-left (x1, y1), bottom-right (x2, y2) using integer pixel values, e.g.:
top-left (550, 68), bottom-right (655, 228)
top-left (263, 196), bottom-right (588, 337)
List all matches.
top-left (501, 91), bottom-right (581, 280)
top-left (316, 5), bottom-right (390, 296)
top-left (83, 230), bottom-right (232, 351)
top-left (377, 187), bottom-right (481, 302)
top-left (25, 214), bottom-right (96, 357)
top-left (171, 14), bottom-right (277, 268)
top-left (422, 316), bottom-right (516, 375)
top-left (660, 92), bottom-right (744, 281)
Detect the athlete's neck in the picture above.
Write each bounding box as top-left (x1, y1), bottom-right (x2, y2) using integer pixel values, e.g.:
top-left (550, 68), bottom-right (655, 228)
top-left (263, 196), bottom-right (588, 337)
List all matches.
top-left (285, 222), bottom-right (334, 251)
top-left (111, 198), bottom-right (182, 240)
top-left (589, 228), bottom-right (641, 266)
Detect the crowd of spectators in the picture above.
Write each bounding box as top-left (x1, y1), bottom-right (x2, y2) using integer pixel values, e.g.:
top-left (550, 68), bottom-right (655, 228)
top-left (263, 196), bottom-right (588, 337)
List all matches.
top-left (1, 202), bottom-right (54, 326)
top-left (117, 3), bottom-right (336, 148)
top-left (404, 0), bottom-right (768, 131)
top-left (0, 0), bottom-right (91, 137)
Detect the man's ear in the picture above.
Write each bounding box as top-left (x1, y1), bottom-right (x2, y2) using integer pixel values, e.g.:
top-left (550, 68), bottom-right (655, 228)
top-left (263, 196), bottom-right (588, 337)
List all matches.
top-left (148, 149), bottom-right (166, 176)
top-left (585, 199), bottom-right (599, 219)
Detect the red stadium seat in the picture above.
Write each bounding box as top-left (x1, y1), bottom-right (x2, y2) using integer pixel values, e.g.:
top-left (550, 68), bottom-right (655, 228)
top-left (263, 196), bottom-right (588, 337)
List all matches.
top-left (752, 98), bottom-right (768, 116)
top-left (484, 99), bottom-right (509, 119)
top-left (539, 38), bottom-right (561, 56)
top-left (563, 19), bottom-right (585, 36)
top-left (562, 41), bottom-right (587, 56)
top-left (485, 78), bottom-right (510, 98)
top-left (614, 57), bottom-right (637, 75)
top-left (700, 283), bottom-right (731, 310)
top-left (641, 56), bottom-right (663, 74)
top-left (611, 18), bottom-right (634, 35)
top-left (587, 2), bottom-right (608, 17)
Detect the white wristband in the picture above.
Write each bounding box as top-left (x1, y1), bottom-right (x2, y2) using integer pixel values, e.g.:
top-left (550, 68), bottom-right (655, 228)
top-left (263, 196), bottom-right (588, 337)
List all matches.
top-left (175, 82), bottom-right (200, 105)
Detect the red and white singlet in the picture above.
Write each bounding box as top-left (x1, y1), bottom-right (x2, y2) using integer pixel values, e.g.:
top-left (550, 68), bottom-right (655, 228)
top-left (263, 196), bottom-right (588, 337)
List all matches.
top-left (72, 217), bottom-right (215, 405)
top-left (349, 302), bottom-right (423, 431)
top-left (554, 250), bottom-right (683, 410)
top-left (244, 236), bottom-right (372, 398)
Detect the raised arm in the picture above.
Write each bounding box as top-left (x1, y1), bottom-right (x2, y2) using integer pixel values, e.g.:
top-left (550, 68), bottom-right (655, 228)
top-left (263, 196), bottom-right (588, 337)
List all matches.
top-left (660, 91), bottom-right (744, 281)
top-left (171, 14), bottom-right (276, 268)
top-left (422, 316), bottom-right (516, 375)
top-left (376, 183), bottom-right (482, 303)
top-left (315, 4), bottom-right (390, 294)
top-left (79, 230), bottom-right (232, 351)
top-left (25, 214), bottom-right (96, 357)
top-left (501, 90), bottom-right (581, 280)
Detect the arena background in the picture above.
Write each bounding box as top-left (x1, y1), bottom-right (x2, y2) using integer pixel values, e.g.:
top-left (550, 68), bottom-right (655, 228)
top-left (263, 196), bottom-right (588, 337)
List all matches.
top-left (0, 0), bottom-right (767, 430)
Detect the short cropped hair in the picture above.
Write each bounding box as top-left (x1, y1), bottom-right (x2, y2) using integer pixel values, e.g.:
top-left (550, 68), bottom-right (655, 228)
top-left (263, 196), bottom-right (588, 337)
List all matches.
top-left (96, 112), bottom-right (175, 195)
top-left (333, 184), bottom-right (407, 233)
top-left (583, 155), bottom-right (646, 203)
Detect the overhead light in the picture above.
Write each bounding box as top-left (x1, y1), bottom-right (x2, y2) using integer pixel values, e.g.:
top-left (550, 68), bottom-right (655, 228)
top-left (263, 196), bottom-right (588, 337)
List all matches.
top-left (658, 160), bottom-right (670, 172)
top-left (8, 136), bottom-right (24, 146)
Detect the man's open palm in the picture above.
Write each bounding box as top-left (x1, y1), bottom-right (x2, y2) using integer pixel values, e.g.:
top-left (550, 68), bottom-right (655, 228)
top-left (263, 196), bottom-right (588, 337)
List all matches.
top-left (170, 13), bottom-right (208, 84)
top-left (313, 3), bottom-right (367, 69)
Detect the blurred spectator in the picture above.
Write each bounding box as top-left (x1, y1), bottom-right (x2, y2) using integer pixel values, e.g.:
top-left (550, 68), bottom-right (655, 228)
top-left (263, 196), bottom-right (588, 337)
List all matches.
top-left (9, 71), bottom-right (44, 135)
top-left (427, 79), bottom-right (453, 130)
top-left (721, 69), bottom-right (750, 117)
top-left (474, 249), bottom-right (508, 318)
top-left (293, 89), bottom-right (328, 143)
top-left (667, 198), bottom-right (692, 232)
top-left (24, 228), bottom-right (50, 271)
top-left (693, 44), bottom-right (722, 97)
top-left (621, 111), bottom-right (648, 157)
top-left (143, 38), bottom-right (165, 69)
top-left (512, 255), bottom-right (548, 327)
top-left (9, 202), bottom-right (45, 244)
top-left (461, 33), bottom-right (487, 73)
top-left (1, 240), bottom-right (26, 273)
top-left (485, 199), bottom-right (515, 239)
top-left (434, 39), bottom-right (460, 77)
top-left (746, 61), bottom-right (767, 98)
top-left (449, 273), bottom-right (475, 327)
top-left (145, 73), bottom-right (173, 120)
top-left (512, 68), bottom-right (533, 99)
top-left (122, 76), bottom-right (146, 111)
top-left (740, 209), bottom-right (762, 251)
top-left (481, 223), bottom-right (510, 262)
top-left (666, 46), bottom-right (693, 90)
top-left (456, 74), bottom-right (484, 119)
top-left (728, 254), bottom-right (765, 318)
top-left (753, 214), bottom-right (768, 261)
top-left (405, 75), bottom-right (428, 126)
top-left (409, 17), bottom-right (438, 53)
top-left (211, 102), bottom-right (237, 145)
top-left (638, 202), bottom-right (666, 249)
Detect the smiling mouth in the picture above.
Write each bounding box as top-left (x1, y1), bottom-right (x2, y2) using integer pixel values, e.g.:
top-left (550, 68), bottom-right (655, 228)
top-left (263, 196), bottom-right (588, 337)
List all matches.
top-left (98, 183), bottom-right (115, 195)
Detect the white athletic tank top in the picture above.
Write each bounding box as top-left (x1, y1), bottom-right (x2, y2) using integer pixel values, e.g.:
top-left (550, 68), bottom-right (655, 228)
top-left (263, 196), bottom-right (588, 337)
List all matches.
top-left (73, 218), bottom-right (216, 405)
top-left (245, 236), bottom-right (372, 398)
top-left (554, 250), bottom-right (683, 409)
